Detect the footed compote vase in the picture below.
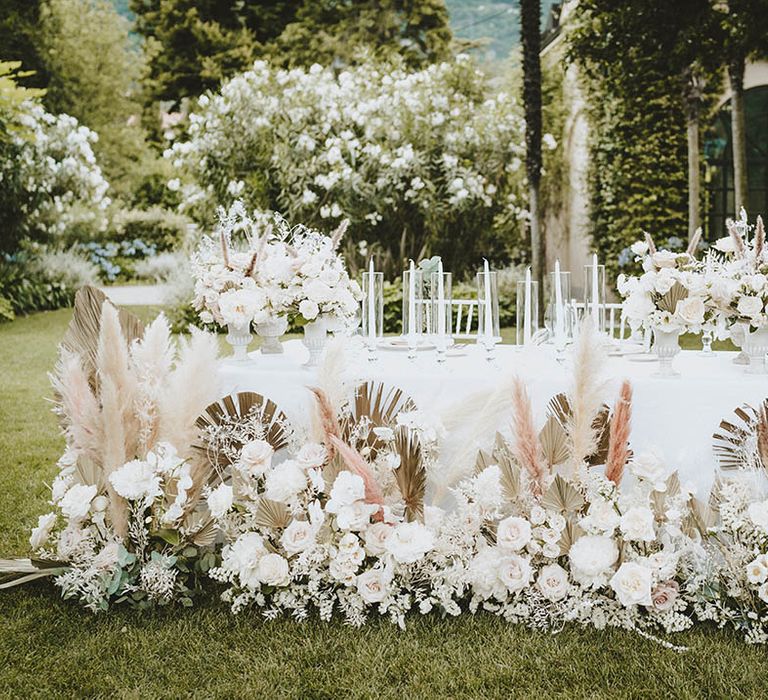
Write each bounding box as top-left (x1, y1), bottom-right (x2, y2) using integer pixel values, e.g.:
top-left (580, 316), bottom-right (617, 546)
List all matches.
top-left (226, 322), bottom-right (252, 361)
top-left (742, 325), bottom-right (768, 374)
top-left (255, 316), bottom-right (288, 354)
top-left (652, 327), bottom-right (681, 378)
top-left (302, 317), bottom-right (327, 368)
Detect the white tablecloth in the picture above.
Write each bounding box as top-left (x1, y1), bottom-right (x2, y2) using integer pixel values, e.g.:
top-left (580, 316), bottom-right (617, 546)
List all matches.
top-left (218, 341), bottom-right (768, 495)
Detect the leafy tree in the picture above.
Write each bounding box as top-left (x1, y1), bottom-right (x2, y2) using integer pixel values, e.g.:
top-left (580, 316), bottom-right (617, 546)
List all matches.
top-left (520, 0), bottom-right (545, 316)
top-left (130, 0), bottom-right (452, 108)
top-left (568, 0), bottom-right (723, 274)
top-left (713, 0), bottom-right (768, 210)
top-left (39, 0), bottom-right (148, 198)
top-left (0, 1), bottom-right (48, 88)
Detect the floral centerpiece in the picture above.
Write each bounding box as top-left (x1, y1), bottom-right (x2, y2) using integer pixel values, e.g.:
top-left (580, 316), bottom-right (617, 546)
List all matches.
top-left (703, 211), bottom-right (768, 371)
top-left (617, 233), bottom-right (708, 375)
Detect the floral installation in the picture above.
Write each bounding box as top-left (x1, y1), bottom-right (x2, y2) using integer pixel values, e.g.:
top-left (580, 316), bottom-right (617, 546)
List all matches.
top-left (7, 295), bottom-right (768, 649)
top-left (617, 231), bottom-right (711, 335)
top-left (190, 201), bottom-right (361, 332)
top-left (6, 287), bottom-right (224, 610)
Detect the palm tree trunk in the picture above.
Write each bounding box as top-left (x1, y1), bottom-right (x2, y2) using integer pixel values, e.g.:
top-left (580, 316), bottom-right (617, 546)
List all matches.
top-left (687, 116), bottom-right (700, 242)
top-left (729, 55), bottom-right (748, 212)
top-left (520, 0), bottom-right (544, 322)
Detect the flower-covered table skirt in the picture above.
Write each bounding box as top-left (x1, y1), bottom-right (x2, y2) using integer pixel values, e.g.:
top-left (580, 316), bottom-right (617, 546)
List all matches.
top-left (219, 341), bottom-right (763, 495)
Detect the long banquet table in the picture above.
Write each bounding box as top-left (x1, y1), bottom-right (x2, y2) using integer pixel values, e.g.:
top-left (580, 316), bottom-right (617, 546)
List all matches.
top-left (218, 340), bottom-right (768, 495)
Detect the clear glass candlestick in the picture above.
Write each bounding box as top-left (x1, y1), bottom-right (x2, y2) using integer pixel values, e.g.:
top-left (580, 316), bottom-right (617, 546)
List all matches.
top-left (699, 328), bottom-right (714, 357)
top-left (477, 269), bottom-right (501, 363)
top-left (547, 269), bottom-right (572, 357)
top-left (362, 270), bottom-right (383, 362)
top-left (583, 262), bottom-right (606, 333)
top-left (516, 280), bottom-right (539, 347)
top-left (429, 270), bottom-right (453, 364)
top-left (402, 267), bottom-right (424, 361)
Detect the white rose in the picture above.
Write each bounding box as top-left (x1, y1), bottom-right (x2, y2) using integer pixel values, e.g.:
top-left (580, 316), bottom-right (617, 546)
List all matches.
top-left (746, 555), bottom-right (768, 585)
top-left (384, 521), bottom-right (434, 564)
top-left (363, 522), bottom-right (393, 555)
top-left (206, 483), bottom-right (233, 519)
top-left (610, 562), bottom-right (653, 607)
top-left (218, 288), bottom-right (264, 327)
top-left (748, 500), bottom-right (768, 532)
top-left (29, 512), bottom-right (57, 550)
top-left (714, 236), bottom-right (736, 253)
top-left (226, 532), bottom-right (266, 588)
top-left (264, 460), bottom-right (307, 503)
top-left (496, 516), bottom-right (532, 552)
top-left (109, 459), bottom-right (162, 501)
top-left (653, 270), bottom-right (676, 294)
top-left (623, 292), bottom-right (655, 322)
top-left (327, 471), bottom-right (366, 510)
top-left (296, 443), bottom-right (326, 470)
top-left (568, 535), bottom-right (618, 585)
top-left (257, 552), bottom-right (291, 587)
top-left (675, 296), bottom-right (705, 327)
top-left (631, 240), bottom-right (649, 256)
top-left (469, 547), bottom-right (506, 601)
top-left (630, 451), bottom-right (669, 491)
top-left (737, 295), bottom-right (764, 319)
top-left (620, 506), bottom-right (656, 542)
top-left (280, 519), bottom-right (317, 555)
top-left (652, 250), bottom-right (678, 269)
top-left (746, 274), bottom-right (767, 293)
top-left (59, 483), bottom-right (98, 521)
top-left (239, 439), bottom-right (274, 476)
top-left (356, 568), bottom-right (393, 604)
top-left (298, 299), bottom-right (319, 320)
top-left (497, 554), bottom-right (532, 594)
top-left (580, 498), bottom-right (620, 535)
top-left (334, 501), bottom-right (379, 531)
top-left (529, 505), bottom-right (547, 526)
top-left (536, 563), bottom-right (570, 602)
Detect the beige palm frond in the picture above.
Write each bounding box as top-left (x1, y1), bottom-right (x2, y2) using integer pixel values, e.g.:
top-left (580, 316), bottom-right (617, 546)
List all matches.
top-left (540, 474), bottom-right (585, 515)
top-left (557, 519), bottom-right (584, 556)
top-left (656, 281), bottom-right (689, 314)
top-left (713, 400), bottom-right (768, 471)
top-left (255, 498), bottom-right (292, 530)
top-left (547, 392), bottom-right (611, 466)
top-left (393, 426), bottom-right (425, 522)
top-left (195, 392), bottom-right (291, 470)
top-left (539, 416), bottom-right (569, 468)
top-left (60, 285), bottom-right (144, 387)
top-left (682, 497), bottom-right (718, 538)
top-left (489, 433), bottom-right (521, 502)
top-left (0, 558), bottom-right (70, 589)
top-left (342, 381), bottom-right (416, 459)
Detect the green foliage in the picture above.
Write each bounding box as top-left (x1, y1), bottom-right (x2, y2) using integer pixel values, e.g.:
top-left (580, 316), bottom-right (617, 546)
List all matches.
top-left (38, 0), bottom-right (149, 200)
top-left (0, 0), bottom-right (48, 88)
top-left (130, 0), bottom-right (453, 108)
top-left (110, 206), bottom-right (193, 252)
top-left (0, 250), bottom-right (76, 320)
top-left (567, 1), bottom-right (722, 278)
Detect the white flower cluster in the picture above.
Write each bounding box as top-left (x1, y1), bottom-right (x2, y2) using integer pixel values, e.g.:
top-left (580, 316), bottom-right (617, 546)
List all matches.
top-left (617, 242), bottom-right (710, 334)
top-left (166, 57), bottom-right (532, 247)
top-left (190, 201), bottom-right (361, 329)
top-left (8, 102), bottom-right (110, 237)
top-left (618, 211), bottom-right (768, 337)
top-left (30, 443), bottom-right (205, 611)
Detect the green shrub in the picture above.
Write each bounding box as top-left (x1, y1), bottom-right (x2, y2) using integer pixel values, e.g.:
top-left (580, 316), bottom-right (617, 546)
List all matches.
top-left (0, 251), bottom-right (74, 319)
top-left (111, 206), bottom-right (193, 252)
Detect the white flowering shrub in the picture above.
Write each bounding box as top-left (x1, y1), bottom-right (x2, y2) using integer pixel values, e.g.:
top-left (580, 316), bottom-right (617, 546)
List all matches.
top-left (9, 103), bottom-right (111, 239)
top-left (167, 56), bottom-right (533, 273)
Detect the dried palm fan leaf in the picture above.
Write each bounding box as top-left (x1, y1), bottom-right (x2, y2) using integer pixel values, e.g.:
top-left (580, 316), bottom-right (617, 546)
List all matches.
top-left (712, 399), bottom-right (768, 471)
top-left (547, 393), bottom-right (611, 466)
top-left (540, 474), bottom-right (585, 515)
top-left (557, 520), bottom-right (584, 556)
top-left (255, 498), bottom-right (292, 530)
top-left (475, 433), bottom-right (522, 502)
top-left (190, 518), bottom-right (219, 548)
top-left (342, 381), bottom-right (416, 459)
top-left (682, 497), bottom-right (718, 538)
top-left (0, 558), bottom-right (69, 589)
top-left (195, 391), bottom-right (291, 472)
top-left (605, 380), bottom-right (633, 486)
top-left (656, 281), bottom-right (688, 314)
top-left (539, 416), bottom-right (569, 468)
top-left (60, 285), bottom-right (144, 388)
top-left (393, 426), bottom-right (425, 522)
top-left (474, 448), bottom-right (494, 473)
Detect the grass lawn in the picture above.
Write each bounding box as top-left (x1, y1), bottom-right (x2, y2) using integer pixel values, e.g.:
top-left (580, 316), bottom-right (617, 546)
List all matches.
top-left (0, 309), bottom-right (762, 699)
